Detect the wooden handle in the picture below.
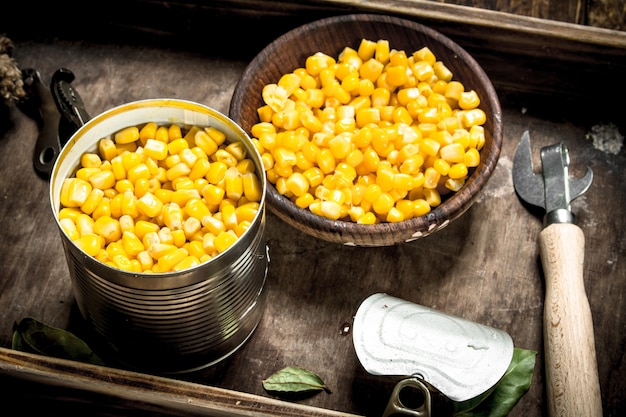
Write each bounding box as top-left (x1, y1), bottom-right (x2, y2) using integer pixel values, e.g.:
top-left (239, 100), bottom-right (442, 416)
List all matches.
top-left (539, 223), bottom-right (602, 417)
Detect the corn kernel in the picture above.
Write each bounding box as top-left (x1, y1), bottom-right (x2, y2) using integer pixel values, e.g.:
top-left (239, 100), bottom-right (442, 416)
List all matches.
top-left (115, 126), bottom-right (140, 144)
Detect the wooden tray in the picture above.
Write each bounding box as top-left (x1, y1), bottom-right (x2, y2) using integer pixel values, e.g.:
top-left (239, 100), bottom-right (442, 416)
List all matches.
top-left (1, 1), bottom-right (625, 416)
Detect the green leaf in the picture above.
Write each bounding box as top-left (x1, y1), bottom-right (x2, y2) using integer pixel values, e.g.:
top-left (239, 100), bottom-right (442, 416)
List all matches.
top-left (12, 317), bottom-right (106, 366)
top-left (453, 348), bottom-right (537, 417)
top-left (262, 366), bottom-right (331, 394)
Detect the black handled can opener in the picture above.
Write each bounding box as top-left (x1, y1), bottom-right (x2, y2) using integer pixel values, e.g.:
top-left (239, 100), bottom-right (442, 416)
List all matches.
top-left (19, 68), bottom-right (90, 178)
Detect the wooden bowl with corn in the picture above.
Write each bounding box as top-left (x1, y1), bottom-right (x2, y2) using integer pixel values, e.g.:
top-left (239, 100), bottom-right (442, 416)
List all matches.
top-left (230, 14), bottom-right (503, 246)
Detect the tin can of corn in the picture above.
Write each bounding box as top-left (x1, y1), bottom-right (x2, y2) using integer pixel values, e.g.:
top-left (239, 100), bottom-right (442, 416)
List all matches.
top-left (50, 99), bottom-right (268, 373)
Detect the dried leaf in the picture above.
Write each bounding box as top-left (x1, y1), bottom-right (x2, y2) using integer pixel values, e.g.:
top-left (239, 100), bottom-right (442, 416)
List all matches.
top-left (262, 366), bottom-right (331, 394)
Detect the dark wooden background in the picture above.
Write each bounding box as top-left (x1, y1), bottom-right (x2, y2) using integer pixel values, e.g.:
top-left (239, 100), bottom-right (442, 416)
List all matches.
top-left (1, 1), bottom-right (625, 416)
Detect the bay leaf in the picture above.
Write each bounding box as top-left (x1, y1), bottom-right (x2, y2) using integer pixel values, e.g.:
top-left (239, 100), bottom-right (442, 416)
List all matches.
top-left (12, 317), bottom-right (106, 366)
top-left (453, 348), bottom-right (537, 417)
top-left (262, 365), bottom-right (331, 394)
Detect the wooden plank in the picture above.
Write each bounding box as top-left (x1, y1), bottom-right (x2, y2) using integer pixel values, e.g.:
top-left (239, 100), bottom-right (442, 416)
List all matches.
top-left (0, 348), bottom-right (361, 417)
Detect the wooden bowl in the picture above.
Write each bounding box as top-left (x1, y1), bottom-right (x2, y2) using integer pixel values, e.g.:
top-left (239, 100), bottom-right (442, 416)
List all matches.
top-left (229, 14), bottom-right (502, 246)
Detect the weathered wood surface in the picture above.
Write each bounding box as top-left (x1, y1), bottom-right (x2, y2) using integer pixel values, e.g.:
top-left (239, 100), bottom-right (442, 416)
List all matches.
top-left (1, 2), bottom-right (625, 416)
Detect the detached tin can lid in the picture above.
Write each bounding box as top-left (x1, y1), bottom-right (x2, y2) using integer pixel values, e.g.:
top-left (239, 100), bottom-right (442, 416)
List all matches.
top-left (352, 293), bottom-right (514, 402)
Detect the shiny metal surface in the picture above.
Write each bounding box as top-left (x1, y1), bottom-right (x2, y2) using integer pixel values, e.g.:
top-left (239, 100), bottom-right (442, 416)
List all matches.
top-left (352, 293), bottom-right (514, 402)
top-left (50, 100), bottom-right (268, 373)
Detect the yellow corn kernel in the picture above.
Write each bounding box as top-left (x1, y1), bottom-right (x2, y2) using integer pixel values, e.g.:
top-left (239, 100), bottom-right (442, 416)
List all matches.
top-left (144, 139), bottom-right (169, 160)
top-left (213, 231), bottom-right (237, 253)
top-left (185, 198), bottom-right (211, 220)
top-left (118, 214), bottom-right (135, 234)
top-left (294, 193), bottom-right (314, 208)
top-left (433, 158), bottom-right (450, 176)
top-left (311, 200), bottom-right (342, 220)
top-left (115, 126), bottom-right (140, 144)
top-left (372, 192), bottom-right (394, 215)
top-left (424, 167), bottom-right (441, 189)
top-left (386, 207), bottom-right (404, 222)
top-left (305, 52), bottom-right (335, 76)
top-left (316, 148), bottom-right (336, 174)
top-left (166, 162), bottom-right (191, 182)
top-left (165, 124), bottom-right (181, 141)
top-left (423, 188), bottom-right (441, 207)
top-left (155, 247), bottom-right (188, 272)
top-left (448, 163), bottom-right (469, 179)
top-left (61, 178), bottom-right (93, 208)
top-left (139, 122), bottom-right (158, 143)
top-left (458, 90), bottom-right (480, 110)
top-left (359, 58), bottom-right (384, 82)
top-left (357, 38), bottom-right (377, 61)
top-left (153, 188), bottom-right (172, 204)
top-left (98, 138), bottom-right (117, 161)
top-left (411, 61), bottom-right (434, 81)
top-left (120, 191), bottom-right (139, 217)
top-left (356, 211), bottom-right (377, 224)
top-left (172, 256), bottom-right (200, 272)
top-left (134, 192), bottom-right (162, 218)
top-left (202, 215), bottom-right (226, 235)
top-left (413, 199), bottom-right (431, 216)
top-left (464, 148), bottom-right (481, 167)
top-left (81, 188), bottom-right (105, 215)
top-left (134, 177), bottom-right (151, 198)
top-left (127, 163), bottom-right (151, 185)
top-left (157, 228), bottom-right (174, 247)
top-left (420, 138), bottom-right (440, 157)
top-left (92, 197), bottom-right (112, 220)
top-left (445, 178), bottom-right (465, 192)
top-left (440, 143), bottom-right (466, 163)
top-left (162, 202), bottom-right (184, 230)
top-left (462, 108), bottom-right (487, 128)
top-left (201, 183), bottom-right (226, 206)
top-left (236, 202), bottom-right (260, 224)
top-left (60, 217), bottom-right (80, 241)
top-left (134, 220), bottom-right (159, 240)
top-left (114, 179), bottom-right (134, 194)
top-left (74, 233), bottom-right (103, 257)
top-left (110, 155), bottom-right (126, 180)
top-left (93, 215), bottom-right (122, 243)
top-left (171, 229), bottom-right (186, 248)
top-left (136, 250), bottom-right (154, 271)
top-left (194, 131), bottom-right (218, 158)
top-left (206, 161), bottom-right (228, 185)
top-left (80, 153), bottom-right (102, 169)
top-left (242, 172), bottom-right (262, 202)
top-left (444, 80), bottom-right (464, 102)
top-left (285, 172), bottom-right (309, 197)
top-left (59, 207), bottom-right (83, 222)
top-left (88, 169), bottom-right (116, 190)
top-left (76, 213), bottom-right (95, 236)
top-left (236, 159), bottom-right (255, 176)
top-left (224, 168), bottom-right (243, 200)
top-left (121, 231), bottom-right (144, 257)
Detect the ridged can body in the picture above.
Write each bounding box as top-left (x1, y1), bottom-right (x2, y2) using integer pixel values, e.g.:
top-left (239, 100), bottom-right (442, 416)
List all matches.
top-left (50, 99), bottom-right (268, 373)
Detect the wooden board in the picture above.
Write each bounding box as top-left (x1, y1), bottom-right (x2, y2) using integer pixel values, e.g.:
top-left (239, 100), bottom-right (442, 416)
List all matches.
top-left (0, 1), bottom-right (625, 416)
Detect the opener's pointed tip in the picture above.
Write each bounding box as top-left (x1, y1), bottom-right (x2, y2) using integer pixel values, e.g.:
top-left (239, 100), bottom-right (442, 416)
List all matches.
top-left (513, 130), bottom-right (546, 209)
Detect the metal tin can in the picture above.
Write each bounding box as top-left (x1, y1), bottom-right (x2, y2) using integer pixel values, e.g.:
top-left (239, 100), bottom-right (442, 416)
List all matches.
top-left (50, 99), bottom-right (268, 373)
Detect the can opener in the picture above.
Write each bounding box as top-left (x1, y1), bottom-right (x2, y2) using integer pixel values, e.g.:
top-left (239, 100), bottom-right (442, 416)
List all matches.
top-left (512, 131), bottom-right (601, 416)
top-left (18, 68), bottom-right (90, 178)
top-left (352, 293), bottom-right (514, 416)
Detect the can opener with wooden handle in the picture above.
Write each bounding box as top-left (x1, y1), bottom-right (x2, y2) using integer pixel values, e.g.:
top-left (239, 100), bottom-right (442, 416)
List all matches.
top-left (512, 130), bottom-right (601, 417)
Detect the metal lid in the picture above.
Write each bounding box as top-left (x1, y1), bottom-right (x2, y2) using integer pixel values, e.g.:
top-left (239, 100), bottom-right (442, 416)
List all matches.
top-left (353, 293), bottom-right (514, 401)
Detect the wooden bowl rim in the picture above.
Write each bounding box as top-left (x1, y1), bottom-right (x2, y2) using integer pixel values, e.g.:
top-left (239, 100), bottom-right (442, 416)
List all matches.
top-left (230, 13), bottom-right (503, 245)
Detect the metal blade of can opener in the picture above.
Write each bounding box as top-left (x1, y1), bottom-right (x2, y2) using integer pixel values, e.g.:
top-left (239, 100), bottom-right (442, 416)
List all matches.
top-left (512, 131), bottom-right (601, 417)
